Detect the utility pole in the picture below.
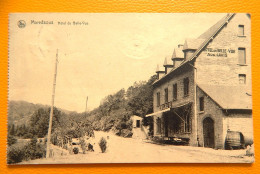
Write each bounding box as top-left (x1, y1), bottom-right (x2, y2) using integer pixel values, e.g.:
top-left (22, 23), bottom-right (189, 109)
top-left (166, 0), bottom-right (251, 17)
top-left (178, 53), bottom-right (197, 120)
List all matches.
top-left (46, 49), bottom-right (59, 158)
top-left (85, 96), bottom-right (88, 115)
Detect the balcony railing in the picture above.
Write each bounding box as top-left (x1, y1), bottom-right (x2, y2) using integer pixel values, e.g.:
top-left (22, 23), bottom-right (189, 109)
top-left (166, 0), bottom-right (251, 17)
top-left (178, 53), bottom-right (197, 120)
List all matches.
top-left (159, 101), bottom-right (173, 110)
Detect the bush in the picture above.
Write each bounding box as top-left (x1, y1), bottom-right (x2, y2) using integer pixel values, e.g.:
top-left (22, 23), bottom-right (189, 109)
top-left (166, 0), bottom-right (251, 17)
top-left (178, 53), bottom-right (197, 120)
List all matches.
top-left (7, 138), bottom-right (46, 164)
top-left (120, 129), bottom-right (133, 138)
top-left (99, 137), bottom-right (107, 153)
top-left (7, 136), bottom-right (17, 146)
top-left (7, 145), bottom-right (27, 164)
top-left (73, 147), bottom-right (79, 154)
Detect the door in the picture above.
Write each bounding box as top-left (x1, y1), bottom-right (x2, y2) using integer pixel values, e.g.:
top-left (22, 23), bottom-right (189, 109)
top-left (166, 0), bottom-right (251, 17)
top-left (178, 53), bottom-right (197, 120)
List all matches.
top-left (203, 117), bottom-right (215, 148)
top-left (136, 120), bottom-right (140, 128)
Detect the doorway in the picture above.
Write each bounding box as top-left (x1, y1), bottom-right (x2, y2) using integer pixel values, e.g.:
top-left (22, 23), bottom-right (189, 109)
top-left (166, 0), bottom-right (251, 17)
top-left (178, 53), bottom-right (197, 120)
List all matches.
top-left (203, 117), bottom-right (215, 148)
top-left (136, 120), bottom-right (140, 128)
top-left (164, 114), bottom-right (169, 137)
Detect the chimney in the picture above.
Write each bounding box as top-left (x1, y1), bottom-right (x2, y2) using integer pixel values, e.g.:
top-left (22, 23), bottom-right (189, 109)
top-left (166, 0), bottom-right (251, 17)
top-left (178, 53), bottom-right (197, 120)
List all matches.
top-left (156, 64), bottom-right (165, 79)
top-left (178, 44), bottom-right (184, 49)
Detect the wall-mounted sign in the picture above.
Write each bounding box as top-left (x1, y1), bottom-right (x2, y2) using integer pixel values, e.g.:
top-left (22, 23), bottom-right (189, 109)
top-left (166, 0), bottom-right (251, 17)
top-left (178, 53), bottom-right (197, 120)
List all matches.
top-left (204, 48), bottom-right (235, 57)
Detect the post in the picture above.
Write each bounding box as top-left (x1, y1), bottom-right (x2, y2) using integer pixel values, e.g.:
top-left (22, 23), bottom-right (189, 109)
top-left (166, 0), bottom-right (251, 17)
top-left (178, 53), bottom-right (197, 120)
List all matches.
top-left (46, 49), bottom-right (59, 158)
top-left (85, 96), bottom-right (88, 114)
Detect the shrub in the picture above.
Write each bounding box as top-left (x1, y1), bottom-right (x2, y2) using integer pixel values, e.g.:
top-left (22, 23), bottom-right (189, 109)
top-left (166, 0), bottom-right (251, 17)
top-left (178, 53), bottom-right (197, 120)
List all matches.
top-left (73, 147), bottom-right (79, 154)
top-left (7, 139), bottom-right (46, 164)
top-left (7, 136), bottom-right (17, 146)
top-left (7, 145), bottom-right (27, 164)
top-left (121, 129), bottom-right (133, 138)
top-left (99, 137), bottom-right (107, 153)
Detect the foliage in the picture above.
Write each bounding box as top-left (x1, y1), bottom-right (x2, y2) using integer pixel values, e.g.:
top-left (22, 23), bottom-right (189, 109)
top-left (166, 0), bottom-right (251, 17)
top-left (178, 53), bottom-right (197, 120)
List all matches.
top-left (30, 107), bottom-right (61, 138)
top-left (73, 147), bottom-right (79, 154)
top-left (99, 137), bottom-right (107, 153)
top-left (7, 138), bottom-right (46, 164)
top-left (126, 75), bottom-right (156, 117)
top-left (87, 75), bottom-right (156, 137)
top-left (7, 74), bottom-right (156, 145)
top-left (7, 144), bottom-right (27, 164)
top-left (8, 100), bottom-right (48, 127)
top-left (7, 135), bottom-right (17, 146)
top-left (8, 124), bottom-right (31, 138)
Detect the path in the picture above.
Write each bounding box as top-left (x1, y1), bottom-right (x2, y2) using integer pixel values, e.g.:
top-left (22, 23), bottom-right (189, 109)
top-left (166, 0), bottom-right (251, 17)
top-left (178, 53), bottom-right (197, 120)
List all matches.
top-left (21, 131), bottom-right (254, 164)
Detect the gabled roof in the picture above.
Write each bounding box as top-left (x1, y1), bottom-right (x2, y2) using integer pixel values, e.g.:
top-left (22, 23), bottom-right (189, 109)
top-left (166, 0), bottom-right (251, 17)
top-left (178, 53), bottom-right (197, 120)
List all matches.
top-left (198, 84), bottom-right (252, 110)
top-left (183, 38), bottom-right (205, 50)
top-left (153, 13), bottom-right (235, 85)
top-left (172, 47), bottom-right (184, 59)
top-left (198, 14), bottom-right (230, 39)
top-left (182, 13), bottom-right (234, 63)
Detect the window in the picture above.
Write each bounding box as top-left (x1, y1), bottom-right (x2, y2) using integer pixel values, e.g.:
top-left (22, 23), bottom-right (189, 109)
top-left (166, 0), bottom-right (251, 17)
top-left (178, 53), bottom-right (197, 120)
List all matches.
top-left (238, 25), bottom-right (244, 36)
top-left (173, 83), bottom-right (177, 100)
top-left (199, 97), bottom-right (204, 111)
top-left (164, 88), bottom-right (168, 103)
top-left (157, 92), bottom-right (160, 106)
top-left (239, 74), bottom-right (246, 84)
top-left (238, 48), bottom-right (246, 64)
top-left (183, 77), bottom-right (189, 96)
top-left (156, 117), bottom-right (161, 134)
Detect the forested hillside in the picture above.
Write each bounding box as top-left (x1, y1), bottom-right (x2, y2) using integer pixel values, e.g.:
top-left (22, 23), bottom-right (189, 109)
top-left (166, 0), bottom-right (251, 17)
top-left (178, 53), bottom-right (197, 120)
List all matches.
top-left (8, 75), bottom-right (156, 139)
top-left (87, 75), bottom-right (156, 137)
top-left (8, 101), bottom-right (49, 126)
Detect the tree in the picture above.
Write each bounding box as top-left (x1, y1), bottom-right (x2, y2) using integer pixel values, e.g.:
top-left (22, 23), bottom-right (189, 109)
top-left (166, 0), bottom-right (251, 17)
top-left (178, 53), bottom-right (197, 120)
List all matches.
top-left (8, 124), bottom-right (15, 136)
top-left (126, 75), bottom-right (156, 117)
top-left (30, 107), bottom-right (61, 138)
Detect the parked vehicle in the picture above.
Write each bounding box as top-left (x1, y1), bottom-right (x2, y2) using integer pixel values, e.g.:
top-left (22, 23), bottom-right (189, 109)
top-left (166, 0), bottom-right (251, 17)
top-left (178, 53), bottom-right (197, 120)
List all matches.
top-left (71, 138), bottom-right (82, 154)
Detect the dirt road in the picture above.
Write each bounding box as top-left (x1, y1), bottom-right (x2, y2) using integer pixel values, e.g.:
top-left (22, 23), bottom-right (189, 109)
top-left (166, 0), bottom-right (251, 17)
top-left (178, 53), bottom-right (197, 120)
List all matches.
top-left (21, 131), bottom-right (254, 164)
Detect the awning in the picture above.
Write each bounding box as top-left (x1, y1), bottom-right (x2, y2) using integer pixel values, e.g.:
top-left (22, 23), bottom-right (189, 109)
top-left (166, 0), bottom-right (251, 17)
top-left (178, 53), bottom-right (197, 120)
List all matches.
top-left (145, 108), bottom-right (170, 117)
top-left (145, 102), bottom-right (192, 117)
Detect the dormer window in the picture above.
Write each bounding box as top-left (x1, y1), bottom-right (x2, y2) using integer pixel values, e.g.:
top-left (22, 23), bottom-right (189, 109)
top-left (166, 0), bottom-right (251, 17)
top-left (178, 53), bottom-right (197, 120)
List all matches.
top-left (238, 25), bottom-right (245, 36)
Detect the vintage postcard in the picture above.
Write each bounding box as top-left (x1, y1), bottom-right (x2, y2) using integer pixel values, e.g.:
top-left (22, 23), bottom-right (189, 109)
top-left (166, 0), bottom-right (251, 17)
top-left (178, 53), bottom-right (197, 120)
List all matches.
top-left (8, 13), bottom-right (254, 164)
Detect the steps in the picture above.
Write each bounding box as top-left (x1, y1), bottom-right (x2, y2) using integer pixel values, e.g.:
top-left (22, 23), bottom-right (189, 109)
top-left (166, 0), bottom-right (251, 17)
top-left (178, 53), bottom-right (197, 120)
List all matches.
top-left (132, 127), bottom-right (147, 139)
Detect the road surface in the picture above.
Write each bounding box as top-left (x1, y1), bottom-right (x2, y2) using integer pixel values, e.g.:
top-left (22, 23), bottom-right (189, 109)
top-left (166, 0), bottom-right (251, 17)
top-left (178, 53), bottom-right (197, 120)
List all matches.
top-left (21, 131), bottom-right (254, 164)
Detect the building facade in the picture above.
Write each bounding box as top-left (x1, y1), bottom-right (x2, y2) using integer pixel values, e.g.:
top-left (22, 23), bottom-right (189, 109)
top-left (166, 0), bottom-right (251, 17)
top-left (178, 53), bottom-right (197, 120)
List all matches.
top-left (146, 13), bottom-right (253, 149)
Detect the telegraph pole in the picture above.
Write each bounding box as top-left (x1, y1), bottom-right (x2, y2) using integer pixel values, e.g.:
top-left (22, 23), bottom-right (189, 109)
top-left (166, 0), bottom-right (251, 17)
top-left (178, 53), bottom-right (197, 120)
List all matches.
top-left (85, 96), bottom-right (88, 115)
top-left (46, 49), bottom-right (59, 158)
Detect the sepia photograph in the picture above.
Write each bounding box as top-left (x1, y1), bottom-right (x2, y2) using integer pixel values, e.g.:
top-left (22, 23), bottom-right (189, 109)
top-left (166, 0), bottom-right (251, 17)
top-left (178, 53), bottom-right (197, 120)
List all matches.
top-left (8, 13), bottom-right (254, 164)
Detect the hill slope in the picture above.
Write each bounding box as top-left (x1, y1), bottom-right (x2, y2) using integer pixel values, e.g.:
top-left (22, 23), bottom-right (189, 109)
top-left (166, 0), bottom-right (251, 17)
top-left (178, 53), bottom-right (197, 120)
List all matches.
top-left (8, 100), bottom-right (49, 126)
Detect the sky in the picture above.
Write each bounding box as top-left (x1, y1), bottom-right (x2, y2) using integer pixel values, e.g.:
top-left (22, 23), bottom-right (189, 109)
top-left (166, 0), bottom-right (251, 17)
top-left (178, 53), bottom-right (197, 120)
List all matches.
top-left (9, 13), bottom-right (226, 112)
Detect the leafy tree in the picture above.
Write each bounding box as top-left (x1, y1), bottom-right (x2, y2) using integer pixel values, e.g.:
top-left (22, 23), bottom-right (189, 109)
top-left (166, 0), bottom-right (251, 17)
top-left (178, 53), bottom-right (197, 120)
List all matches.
top-left (8, 124), bottom-right (15, 136)
top-left (126, 75), bottom-right (156, 116)
top-left (30, 107), bottom-right (61, 138)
